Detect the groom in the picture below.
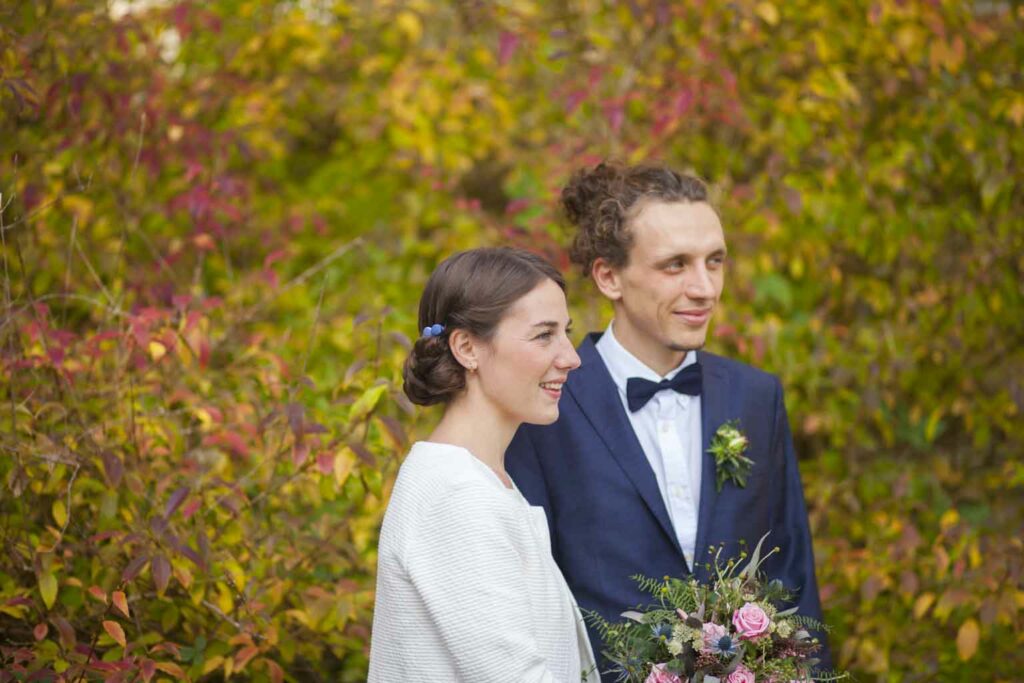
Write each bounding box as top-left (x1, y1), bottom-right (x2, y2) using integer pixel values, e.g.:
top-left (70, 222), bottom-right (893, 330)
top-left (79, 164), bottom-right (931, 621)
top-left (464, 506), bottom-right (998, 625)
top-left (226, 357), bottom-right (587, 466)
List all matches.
top-left (506, 162), bottom-right (831, 677)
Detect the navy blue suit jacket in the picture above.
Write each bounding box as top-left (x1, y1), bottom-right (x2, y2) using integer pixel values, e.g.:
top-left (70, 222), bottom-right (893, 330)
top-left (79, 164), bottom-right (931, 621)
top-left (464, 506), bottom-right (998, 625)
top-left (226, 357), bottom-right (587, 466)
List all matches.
top-left (507, 333), bottom-right (831, 678)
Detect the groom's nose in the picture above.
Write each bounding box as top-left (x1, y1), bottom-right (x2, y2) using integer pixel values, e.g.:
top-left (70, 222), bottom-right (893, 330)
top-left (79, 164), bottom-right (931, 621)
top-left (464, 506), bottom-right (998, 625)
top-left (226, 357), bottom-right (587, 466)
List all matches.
top-left (684, 263), bottom-right (716, 300)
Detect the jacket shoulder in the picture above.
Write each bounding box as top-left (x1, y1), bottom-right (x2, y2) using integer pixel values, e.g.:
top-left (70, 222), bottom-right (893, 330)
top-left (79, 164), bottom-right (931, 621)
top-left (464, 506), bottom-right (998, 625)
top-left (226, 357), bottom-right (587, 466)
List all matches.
top-left (699, 350), bottom-right (781, 393)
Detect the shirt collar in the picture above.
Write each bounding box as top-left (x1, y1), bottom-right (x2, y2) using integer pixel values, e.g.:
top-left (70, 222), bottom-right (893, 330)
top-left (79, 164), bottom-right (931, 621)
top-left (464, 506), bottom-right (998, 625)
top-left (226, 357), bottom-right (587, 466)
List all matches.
top-left (594, 321), bottom-right (696, 397)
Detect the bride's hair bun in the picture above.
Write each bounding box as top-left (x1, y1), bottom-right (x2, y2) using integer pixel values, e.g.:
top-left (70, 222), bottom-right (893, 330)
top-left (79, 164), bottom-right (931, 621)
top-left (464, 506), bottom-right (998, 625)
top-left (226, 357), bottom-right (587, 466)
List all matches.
top-left (402, 247), bottom-right (565, 406)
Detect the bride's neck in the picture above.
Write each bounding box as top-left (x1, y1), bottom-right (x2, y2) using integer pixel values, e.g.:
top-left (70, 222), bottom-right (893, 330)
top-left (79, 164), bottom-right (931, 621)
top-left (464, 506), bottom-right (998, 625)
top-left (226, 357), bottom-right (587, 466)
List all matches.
top-left (428, 391), bottom-right (517, 484)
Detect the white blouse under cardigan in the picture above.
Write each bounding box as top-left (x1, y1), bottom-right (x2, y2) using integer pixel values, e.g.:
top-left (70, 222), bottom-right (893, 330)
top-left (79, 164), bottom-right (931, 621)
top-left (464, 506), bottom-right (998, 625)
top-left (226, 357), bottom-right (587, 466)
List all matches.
top-left (369, 441), bottom-right (599, 683)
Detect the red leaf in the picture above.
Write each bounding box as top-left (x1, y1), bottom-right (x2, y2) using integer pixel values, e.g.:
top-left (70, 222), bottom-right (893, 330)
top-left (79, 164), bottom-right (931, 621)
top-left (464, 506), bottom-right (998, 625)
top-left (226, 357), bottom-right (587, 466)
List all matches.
top-left (315, 451), bottom-right (334, 475)
top-left (379, 415), bottom-right (407, 447)
top-left (347, 441), bottom-right (375, 467)
top-left (33, 623), bottom-right (47, 641)
top-left (101, 450), bottom-right (124, 487)
top-left (50, 616), bottom-right (76, 649)
top-left (164, 487), bottom-right (189, 518)
top-left (177, 544), bottom-right (205, 570)
top-left (122, 554), bottom-right (149, 582)
top-left (498, 30), bottom-right (521, 65)
top-left (140, 658), bottom-right (156, 683)
top-left (151, 555), bottom-right (171, 595)
top-left (181, 497), bottom-right (201, 519)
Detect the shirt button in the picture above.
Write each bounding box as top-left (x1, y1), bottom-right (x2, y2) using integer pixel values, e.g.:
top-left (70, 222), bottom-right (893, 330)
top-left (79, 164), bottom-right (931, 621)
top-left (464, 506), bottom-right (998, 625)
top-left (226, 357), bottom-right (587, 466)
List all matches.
top-left (659, 422), bottom-right (671, 434)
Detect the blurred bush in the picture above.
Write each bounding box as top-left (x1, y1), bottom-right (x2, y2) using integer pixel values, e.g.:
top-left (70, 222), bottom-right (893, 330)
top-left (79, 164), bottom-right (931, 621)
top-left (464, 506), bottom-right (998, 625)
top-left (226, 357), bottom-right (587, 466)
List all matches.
top-left (1, 0), bottom-right (1021, 680)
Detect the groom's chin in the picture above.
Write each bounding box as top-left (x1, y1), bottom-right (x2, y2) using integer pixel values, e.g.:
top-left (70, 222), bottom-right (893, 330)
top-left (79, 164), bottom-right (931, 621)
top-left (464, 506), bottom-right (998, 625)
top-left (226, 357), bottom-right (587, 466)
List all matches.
top-left (669, 340), bottom-right (706, 353)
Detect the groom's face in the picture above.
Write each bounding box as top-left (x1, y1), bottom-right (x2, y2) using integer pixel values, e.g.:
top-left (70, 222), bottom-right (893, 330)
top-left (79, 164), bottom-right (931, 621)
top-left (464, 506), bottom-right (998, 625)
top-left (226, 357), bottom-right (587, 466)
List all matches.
top-left (596, 200), bottom-right (726, 372)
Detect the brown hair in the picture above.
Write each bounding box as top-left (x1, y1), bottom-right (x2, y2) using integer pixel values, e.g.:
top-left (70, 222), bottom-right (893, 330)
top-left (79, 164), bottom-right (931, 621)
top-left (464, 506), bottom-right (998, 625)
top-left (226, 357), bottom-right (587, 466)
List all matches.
top-left (563, 161), bottom-right (710, 276)
top-left (402, 247), bottom-right (566, 406)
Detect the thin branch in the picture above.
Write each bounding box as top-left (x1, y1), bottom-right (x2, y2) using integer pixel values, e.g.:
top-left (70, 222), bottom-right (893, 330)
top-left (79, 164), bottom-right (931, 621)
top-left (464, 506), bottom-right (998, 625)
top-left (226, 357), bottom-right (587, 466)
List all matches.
top-left (128, 112), bottom-right (146, 181)
top-left (72, 222), bottom-right (116, 307)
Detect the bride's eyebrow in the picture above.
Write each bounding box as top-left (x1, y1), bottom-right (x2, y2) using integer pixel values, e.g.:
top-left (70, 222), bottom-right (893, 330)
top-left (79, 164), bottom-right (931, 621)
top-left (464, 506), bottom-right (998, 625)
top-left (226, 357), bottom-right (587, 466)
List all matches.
top-left (530, 319), bottom-right (573, 330)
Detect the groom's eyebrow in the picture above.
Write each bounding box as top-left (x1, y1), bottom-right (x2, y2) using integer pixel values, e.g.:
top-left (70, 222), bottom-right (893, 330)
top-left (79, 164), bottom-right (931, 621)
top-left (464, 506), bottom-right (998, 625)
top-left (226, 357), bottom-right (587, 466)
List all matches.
top-left (655, 246), bottom-right (728, 266)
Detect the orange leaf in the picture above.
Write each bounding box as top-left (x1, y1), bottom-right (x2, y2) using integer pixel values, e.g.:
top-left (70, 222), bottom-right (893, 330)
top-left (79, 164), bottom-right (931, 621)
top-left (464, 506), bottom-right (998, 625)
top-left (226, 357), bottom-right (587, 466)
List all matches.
top-left (262, 658), bottom-right (284, 683)
top-left (154, 661), bottom-right (187, 678)
top-left (88, 585), bottom-right (108, 604)
top-left (112, 590), bottom-right (130, 618)
top-left (234, 645), bottom-right (259, 671)
top-left (102, 620), bottom-right (126, 648)
top-left (33, 623), bottom-right (48, 641)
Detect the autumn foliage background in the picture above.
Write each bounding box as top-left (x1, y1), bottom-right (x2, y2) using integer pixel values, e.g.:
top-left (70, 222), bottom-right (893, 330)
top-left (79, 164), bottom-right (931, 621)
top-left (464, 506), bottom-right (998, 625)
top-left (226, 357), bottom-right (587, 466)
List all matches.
top-left (1, 0), bottom-right (1022, 681)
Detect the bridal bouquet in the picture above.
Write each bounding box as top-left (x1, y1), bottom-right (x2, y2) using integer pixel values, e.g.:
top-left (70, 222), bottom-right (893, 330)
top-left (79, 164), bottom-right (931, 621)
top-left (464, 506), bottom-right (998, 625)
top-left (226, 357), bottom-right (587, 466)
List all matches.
top-left (588, 536), bottom-right (845, 683)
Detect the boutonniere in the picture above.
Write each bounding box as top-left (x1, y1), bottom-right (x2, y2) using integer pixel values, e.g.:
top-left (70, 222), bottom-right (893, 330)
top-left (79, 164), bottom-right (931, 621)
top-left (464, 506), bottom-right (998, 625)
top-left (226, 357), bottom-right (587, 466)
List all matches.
top-left (708, 420), bottom-right (754, 492)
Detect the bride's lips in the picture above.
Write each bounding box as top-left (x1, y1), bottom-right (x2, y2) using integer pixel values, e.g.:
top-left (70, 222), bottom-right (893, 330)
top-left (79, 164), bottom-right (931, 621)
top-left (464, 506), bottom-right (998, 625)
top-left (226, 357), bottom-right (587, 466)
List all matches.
top-left (539, 380), bottom-right (565, 399)
top-left (675, 308), bottom-right (712, 326)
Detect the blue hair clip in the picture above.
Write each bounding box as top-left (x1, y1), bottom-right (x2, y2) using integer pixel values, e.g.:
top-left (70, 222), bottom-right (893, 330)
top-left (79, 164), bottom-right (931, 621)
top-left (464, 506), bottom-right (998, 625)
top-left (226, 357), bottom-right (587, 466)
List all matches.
top-left (421, 323), bottom-right (445, 339)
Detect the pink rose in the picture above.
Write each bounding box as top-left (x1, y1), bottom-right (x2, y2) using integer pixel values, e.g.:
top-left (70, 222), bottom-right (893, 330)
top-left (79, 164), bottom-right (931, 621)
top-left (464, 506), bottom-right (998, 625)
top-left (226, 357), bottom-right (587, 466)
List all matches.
top-left (726, 664), bottom-right (756, 683)
top-left (644, 663), bottom-right (684, 683)
top-left (702, 621), bottom-right (728, 650)
top-left (732, 602), bottom-right (770, 640)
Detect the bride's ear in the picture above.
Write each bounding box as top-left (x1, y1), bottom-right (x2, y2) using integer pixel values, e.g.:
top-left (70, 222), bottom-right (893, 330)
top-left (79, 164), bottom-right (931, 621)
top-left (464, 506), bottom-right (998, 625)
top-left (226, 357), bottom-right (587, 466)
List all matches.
top-left (448, 329), bottom-right (481, 373)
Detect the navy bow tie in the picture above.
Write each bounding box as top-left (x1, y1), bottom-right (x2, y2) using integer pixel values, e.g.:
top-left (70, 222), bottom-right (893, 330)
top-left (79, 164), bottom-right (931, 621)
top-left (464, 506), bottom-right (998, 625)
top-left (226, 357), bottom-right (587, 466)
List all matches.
top-left (625, 363), bottom-right (702, 412)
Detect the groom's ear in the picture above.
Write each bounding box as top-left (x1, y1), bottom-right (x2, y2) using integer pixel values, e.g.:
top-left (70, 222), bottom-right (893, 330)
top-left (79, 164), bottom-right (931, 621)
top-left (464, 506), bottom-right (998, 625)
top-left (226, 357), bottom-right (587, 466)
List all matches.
top-left (591, 258), bottom-right (623, 302)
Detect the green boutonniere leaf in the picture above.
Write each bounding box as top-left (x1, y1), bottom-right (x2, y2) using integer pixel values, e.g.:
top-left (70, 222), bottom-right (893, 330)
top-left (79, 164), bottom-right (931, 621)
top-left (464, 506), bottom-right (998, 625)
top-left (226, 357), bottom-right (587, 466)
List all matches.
top-left (708, 419), bottom-right (754, 492)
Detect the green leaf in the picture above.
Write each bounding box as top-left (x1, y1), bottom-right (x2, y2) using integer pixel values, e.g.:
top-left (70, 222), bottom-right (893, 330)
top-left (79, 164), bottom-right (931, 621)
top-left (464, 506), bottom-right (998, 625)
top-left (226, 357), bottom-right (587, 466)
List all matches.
top-left (348, 384), bottom-right (387, 423)
top-left (39, 572), bottom-right (58, 610)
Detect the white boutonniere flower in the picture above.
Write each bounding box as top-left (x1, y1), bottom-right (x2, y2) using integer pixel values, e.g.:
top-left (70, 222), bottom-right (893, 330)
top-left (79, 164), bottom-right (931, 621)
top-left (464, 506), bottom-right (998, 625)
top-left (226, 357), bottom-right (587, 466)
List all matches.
top-left (709, 420), bottom-right (754, 492)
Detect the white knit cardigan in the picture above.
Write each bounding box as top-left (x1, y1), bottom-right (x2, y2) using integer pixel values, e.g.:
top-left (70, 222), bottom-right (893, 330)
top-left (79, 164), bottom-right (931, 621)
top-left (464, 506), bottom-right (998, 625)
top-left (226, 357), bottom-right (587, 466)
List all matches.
top-left (369, 441), bottom-right (599, 683)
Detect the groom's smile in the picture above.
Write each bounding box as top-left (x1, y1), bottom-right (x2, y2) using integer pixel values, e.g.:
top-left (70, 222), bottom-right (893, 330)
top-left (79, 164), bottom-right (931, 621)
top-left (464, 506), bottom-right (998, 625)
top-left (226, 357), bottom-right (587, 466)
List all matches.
top-left (593, 199), bottom-right (726, 376)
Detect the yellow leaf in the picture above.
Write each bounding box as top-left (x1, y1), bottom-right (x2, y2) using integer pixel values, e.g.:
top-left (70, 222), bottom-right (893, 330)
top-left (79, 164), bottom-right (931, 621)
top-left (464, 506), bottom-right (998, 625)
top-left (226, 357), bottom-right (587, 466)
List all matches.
top-left (202, 655), bottom-right (225, 675)
top-left (148, 341), bottom-right (167, 361)
top-left (112, 590), bottom-right (130, 618)
top-left (102, 620), bottom-right (127, 648)
top-left (62, 195), bottom-right (93, 224)
top-left (940, 508), bottom-right (959, 530)
top-left (39, 572), bottom-right (58, 610)
top-left (52, 500), bottom-right (67, 528)
top-left (956, 618), bottom-right (980, 660)
top-left (173, 564), bottom-right (193, 589)
top-left (215, 581), bottom-right (233, 615)
top-left (224, 559), bottom-right (246, 591)
top-left (913, 592), bottom-right (935, 619)
top-left (756, 2), bottom-right (779, 25)
top-left (396, 11), bottom-right (422, 42)
top-left (334, 447), bottom-right (356, 487)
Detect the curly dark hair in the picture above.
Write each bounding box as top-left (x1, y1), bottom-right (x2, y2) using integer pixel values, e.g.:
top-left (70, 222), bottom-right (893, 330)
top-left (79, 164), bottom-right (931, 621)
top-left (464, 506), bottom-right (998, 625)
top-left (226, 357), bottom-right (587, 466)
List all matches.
top-left (563, 162), bottom-right (710, 276)
top-left (402, 247), bottom-right (565, 406)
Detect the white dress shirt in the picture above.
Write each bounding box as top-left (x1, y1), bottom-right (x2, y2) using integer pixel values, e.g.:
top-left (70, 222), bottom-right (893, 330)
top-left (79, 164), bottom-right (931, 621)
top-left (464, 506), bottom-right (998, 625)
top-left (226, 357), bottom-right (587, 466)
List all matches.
top-left (369, 441), bottom-right (599, 683)
top-left (595, 322), bottom-right (703, 569)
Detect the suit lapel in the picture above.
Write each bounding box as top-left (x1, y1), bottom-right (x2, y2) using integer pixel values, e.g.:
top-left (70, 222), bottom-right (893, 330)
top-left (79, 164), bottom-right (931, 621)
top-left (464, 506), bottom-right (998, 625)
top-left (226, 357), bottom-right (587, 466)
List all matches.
top-left (566, 334), bottom-right (683, 557)
top-left (694, 351), bottom-right (729, 579)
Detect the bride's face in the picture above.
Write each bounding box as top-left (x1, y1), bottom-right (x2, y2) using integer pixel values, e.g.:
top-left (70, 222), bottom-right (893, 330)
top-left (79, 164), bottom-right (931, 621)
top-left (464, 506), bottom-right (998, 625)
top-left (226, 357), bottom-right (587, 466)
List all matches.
top-left (473, 278), bottom-right (580, 426)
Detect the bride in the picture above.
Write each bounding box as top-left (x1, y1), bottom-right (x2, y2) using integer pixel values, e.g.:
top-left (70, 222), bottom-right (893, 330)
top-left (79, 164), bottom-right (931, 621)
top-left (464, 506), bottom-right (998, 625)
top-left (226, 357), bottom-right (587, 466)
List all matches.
top-left (369, 247), bottom-right (599, 682)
